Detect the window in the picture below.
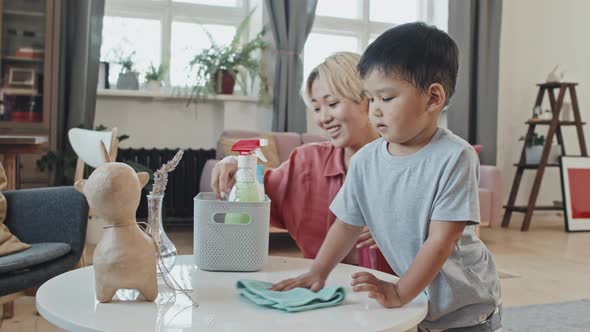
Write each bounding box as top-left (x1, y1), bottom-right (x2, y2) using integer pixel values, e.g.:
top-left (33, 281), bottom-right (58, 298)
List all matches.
top-left (101, 0), bottom-right (248, 88)
top-left (170, 23), bottom-right (236, 86)
top-left (303, 33), bottom-right (358, 77)
top-left (101, 16), bottom-right (161, 85)
top-left (304, 0), bottom-right (448, 76)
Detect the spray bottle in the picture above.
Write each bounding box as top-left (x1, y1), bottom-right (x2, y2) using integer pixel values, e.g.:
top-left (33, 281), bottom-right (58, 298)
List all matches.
top-left (225, 139), bottom-right (267, 224)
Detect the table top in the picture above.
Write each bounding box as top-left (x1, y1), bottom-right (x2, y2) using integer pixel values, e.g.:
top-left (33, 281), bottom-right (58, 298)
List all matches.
top-left (0, 135), bottom-right (48, 145)
top-left (37, 255), bottom-right (427, 332)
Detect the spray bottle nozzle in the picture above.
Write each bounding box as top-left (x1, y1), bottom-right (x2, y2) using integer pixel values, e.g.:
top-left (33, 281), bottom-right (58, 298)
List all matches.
top-left (231, 139), bottom-right (267, 162)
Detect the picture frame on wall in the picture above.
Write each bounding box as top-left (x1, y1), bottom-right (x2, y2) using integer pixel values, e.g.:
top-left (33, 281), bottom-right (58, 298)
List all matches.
top-left (560, 156), bottom-right (590, 232)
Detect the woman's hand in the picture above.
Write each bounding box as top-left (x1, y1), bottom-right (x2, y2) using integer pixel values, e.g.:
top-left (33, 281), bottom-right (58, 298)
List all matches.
top-left (356, 226), bottom-right (377, 249)
top-left (271, 271), bottom-right (327, 292)
top-left (210, 156), bottom-right (238, 199)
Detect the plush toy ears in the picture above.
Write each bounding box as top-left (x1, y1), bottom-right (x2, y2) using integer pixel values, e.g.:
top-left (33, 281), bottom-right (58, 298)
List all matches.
top-left (100, 140), bottom-right (112, 163)
top-left (137, 172), bottom-right (149, 188)
top-left (74, 179), bottom-right (86, 194)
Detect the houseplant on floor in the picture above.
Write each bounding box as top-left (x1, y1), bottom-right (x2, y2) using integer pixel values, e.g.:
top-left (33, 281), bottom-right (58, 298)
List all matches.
top-left (188, 8), bottom-right (269, 102)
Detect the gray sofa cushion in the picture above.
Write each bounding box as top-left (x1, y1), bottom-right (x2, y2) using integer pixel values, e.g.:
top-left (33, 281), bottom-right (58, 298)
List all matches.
top-left (0, 242), bottom-right (71, 274)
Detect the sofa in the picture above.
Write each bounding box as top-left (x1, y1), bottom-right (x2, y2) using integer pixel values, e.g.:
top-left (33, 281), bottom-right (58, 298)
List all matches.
top-left (200, 130), bottom-right (503, 227)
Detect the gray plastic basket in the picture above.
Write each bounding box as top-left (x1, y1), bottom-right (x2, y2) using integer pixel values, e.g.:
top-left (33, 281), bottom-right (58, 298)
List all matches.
top-left (194, 192), bottom-right (270, 271)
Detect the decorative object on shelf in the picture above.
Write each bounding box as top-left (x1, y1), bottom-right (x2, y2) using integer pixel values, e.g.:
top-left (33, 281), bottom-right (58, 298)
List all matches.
top-left (2, 94), bottom-right (42, 122)
top-left (74, 142), bottom-right (157, 303)
top-left (188, 8), bottom-right (269, 102)
top-left (560, 156), bottom-right (590, 232)
top-left (561, 102), bottom-right (572, 121)
top-left (8, 68), bottom-right (36, 87)
top-left (519, 132), bottom-right (561, 164)
top-left (532, 105), bottom-right (542, 119)
top-left (148, 149), bottom-right (184, 275)
top-left (546, 65), bottom-right (565, 83)
top-left (115, 51), bottom-right (139, 90)
top-left (539, 109), bottom-right (553, 120)
top-left (15, 47), bottom-right (44, 59)
top-left (144, 63), bottom-right (167, 91)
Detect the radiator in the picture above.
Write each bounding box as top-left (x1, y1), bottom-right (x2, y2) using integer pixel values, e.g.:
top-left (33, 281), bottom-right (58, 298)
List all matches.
top-left (117, 148), bottom-right (216, 227)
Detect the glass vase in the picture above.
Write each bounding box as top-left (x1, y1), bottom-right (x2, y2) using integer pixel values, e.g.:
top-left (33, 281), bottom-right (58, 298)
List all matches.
top-left (147, 194), bottom-right (177, 275)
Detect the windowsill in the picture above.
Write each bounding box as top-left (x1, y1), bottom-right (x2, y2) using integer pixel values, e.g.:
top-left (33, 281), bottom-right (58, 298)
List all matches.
top-left (96, 89), bottom-right (259, 103)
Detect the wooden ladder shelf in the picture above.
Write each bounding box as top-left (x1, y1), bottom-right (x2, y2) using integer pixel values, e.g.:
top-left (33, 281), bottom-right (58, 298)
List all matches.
top-left (502, 82), bottom-right (587, 231)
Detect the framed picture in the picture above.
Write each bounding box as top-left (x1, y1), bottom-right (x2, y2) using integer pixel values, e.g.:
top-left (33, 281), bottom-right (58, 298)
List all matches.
top-left (560, 156), bottom-right (590, 232)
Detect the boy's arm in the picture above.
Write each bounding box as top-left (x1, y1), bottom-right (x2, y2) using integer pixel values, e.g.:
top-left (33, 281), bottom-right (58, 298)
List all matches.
top-left (396, 220), bottom-right (466, 304)
top-left (272, 219), bottom-right (363, 291)
top-left (351, 220), bottom-right (466, 307)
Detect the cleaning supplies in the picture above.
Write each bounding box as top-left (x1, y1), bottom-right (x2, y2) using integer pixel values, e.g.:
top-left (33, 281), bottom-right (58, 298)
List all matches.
top-left (257, 164), bottom-right (265, 198)
top-left (225, 139), bottom-right (267, 224)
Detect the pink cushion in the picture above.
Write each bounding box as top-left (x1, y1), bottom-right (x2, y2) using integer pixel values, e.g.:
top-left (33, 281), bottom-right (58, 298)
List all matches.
top-left (216, 130), bottom-right (261, 159)
top-left (472, 144), bottom-right (483, 154)
top-left (272, 132), bottom-right (302, 162)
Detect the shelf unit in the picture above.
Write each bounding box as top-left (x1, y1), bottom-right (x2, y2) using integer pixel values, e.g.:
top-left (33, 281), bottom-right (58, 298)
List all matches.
top-left (502, 82), bottom-right (587, 231)
top-left (0, 0), bottom-right (61, 188)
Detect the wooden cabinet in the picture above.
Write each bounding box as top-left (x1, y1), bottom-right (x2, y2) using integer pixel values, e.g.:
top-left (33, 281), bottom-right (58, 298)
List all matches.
top-left (0, 0), bottom-right (61, 187)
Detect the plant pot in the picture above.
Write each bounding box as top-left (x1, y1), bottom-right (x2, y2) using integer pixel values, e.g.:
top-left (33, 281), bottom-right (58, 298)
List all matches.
top-left (116, 72), bottom-right (139, 90)
top-left (525, 145), bottom-right (562, 164)
top-left (145, 80), bottom-right (161, 91)
top-left (213, 70), bottom-right (236, 94)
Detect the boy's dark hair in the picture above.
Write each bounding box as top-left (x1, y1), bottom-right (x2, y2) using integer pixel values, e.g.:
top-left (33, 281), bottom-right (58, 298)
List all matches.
top-left (358, 22), bottom-right (459, 100)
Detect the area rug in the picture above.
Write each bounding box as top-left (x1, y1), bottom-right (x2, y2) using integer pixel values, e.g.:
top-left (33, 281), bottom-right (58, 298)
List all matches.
top-left (503, 299), bottom-right (590, 331)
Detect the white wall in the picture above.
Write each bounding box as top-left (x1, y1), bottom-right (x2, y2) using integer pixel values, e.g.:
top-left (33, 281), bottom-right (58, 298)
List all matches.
top-left (497, 0), bottom-right (590, 214)
top-left (94, 92), bottom-right (272, 149)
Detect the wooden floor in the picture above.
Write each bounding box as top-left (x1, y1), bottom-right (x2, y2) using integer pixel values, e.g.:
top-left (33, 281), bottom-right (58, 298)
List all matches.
top-left (2, 219), bottom-right (589, 330)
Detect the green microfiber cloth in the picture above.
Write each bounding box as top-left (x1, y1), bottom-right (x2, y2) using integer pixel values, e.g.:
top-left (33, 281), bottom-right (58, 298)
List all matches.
top-left (236, 279), bottom-right (346, 312)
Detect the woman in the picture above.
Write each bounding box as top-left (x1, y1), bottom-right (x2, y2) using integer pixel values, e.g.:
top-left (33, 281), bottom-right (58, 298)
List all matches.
top-left (212, 52), bottom-right (386, 268)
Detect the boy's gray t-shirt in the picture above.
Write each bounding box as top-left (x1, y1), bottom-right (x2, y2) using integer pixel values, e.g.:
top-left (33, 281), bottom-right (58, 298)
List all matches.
top-left (330, 128), bottom-right (500, 329)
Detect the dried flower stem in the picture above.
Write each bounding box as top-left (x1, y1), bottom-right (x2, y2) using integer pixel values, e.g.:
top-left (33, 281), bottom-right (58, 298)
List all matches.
top-left (148, 150), bottom-right (184, 239)
top-left (149, 150), bottom-right (184, 197)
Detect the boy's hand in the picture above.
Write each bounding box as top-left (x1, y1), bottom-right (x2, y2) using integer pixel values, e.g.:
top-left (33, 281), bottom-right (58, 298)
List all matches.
top-left (271, 271), bottom-right (327, 292)
top-left (351, 272), bottom-right (403, 308)
top-left (356, 226), bottom-right (377, 249)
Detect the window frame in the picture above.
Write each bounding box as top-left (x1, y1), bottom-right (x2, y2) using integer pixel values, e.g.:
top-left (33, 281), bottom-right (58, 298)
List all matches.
top-left (102, 0), bottom-right (252, 87)
top-left (310, 0), bottom-right (445, 54)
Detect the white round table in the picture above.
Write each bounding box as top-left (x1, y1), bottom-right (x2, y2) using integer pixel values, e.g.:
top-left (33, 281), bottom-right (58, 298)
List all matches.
top-left (37, 255), bottom-right (427, 332)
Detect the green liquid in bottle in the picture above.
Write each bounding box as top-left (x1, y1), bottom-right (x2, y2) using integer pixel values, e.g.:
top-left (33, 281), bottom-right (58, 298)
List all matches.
top-left (225, 182), bottom-right (259, 224)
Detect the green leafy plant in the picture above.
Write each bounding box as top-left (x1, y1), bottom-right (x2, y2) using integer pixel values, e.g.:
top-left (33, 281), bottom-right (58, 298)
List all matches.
top-left (36, 125), bottom-right (153, 187)
top-left (188, 8), bottom-right (269, 103)
top-left (145, 63), bottom-right (168, 82)
top-left (519, 132), bottom-right (545, 147)
top-left (116, 51), bottom-right (137, 74)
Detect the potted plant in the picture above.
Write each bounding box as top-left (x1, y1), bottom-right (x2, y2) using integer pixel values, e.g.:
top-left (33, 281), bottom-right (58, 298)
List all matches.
top-left (115, 51), bottom-right (139, 90)
top-left (520, 132), bottom-right (562, 164)
top-left (144, 63), bottom-right (168, 91)
top-left (188, 9), bottom-right (268, 101)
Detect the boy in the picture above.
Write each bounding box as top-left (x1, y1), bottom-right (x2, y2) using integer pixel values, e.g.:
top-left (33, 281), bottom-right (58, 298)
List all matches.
top-left (272, 22), bottom-right (501, 331)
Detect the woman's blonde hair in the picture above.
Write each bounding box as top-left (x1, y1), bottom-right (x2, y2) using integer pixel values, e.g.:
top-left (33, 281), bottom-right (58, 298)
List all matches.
top-left (301, 51), bottom-right (365, 109)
